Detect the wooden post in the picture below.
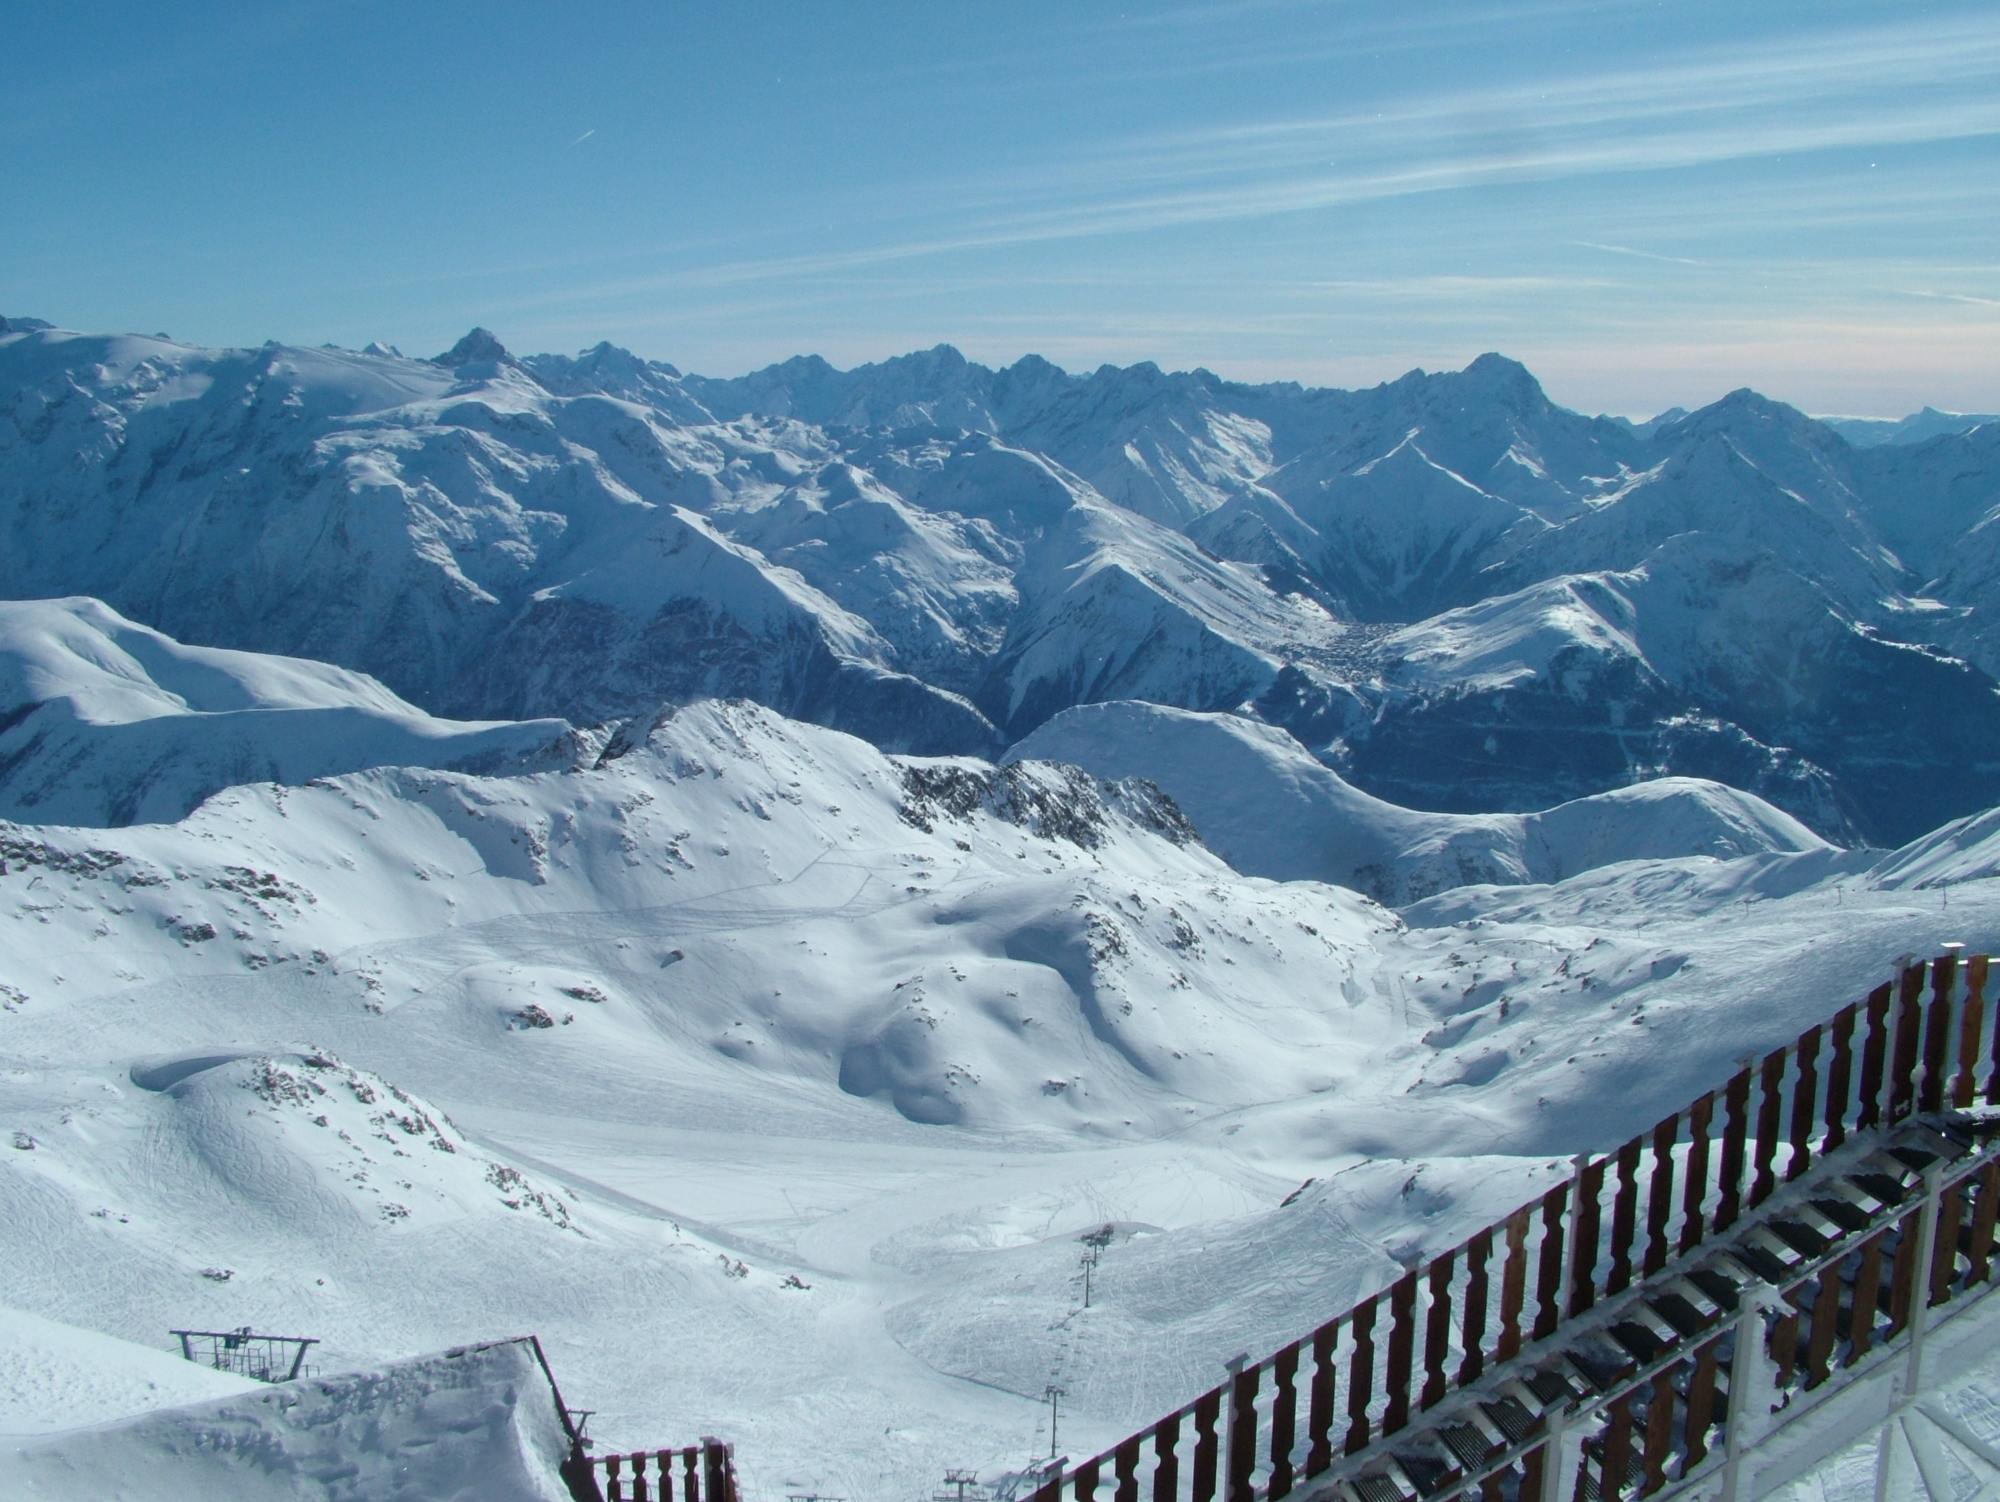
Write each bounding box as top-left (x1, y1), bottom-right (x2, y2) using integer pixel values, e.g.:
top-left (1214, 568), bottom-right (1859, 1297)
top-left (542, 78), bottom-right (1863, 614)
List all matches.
top-left (1681, 1092), bottom-right (1715, 1254)
top-left (658, 1451), bottom-right (675, 1502)
top-left (1715, 1066), bottom-right (1752, 1231)
top-left (1644, 1112), bottom-right (1678, 1277)
top-left (1152, 1410), bottom-right (1182, 1502)
top-left (701, 1442), bottom-right (732, 1502)
top-left (1304, 1321), bottom-right (1339, 1476)
top-left (1966, 1161), bottom-right (2000, 1287)
top-left (1889, 960), bottom-right (1926, 1124)
top-left (1824, 1003), bottom-right (1857, 1151)
top-left (1956, 955), bottom-right (1988, 1107)
top-left (1421, 1256), bottom-right (1453, 1410)
top-left (1193, 1386), bottom-right (1221, 1502)
top-left (1269, 1342), bottom-right (1299, 1498)
top-left (1607, 1134), bottom-right (1643, 1294)
top-left (1458, 1230), bottom-right (1492, 1385)
top-left (1075, 1455), bottom-right (1100, 1502)
top-left (1641, 1369), bottom-right (1675, 1494)
top-left (1683, 1336), bottom-right (1722, 1467)
top-left (634, 1451), bottom-right (651, 1502)
top-left (605, 1455), bottom-right (623, 1502)
top-left (1113, 1436), bottom-right (1141, 1502)
top-left (1848, 1231), bottom-right (1886, 1362)
top-left (1497, 1207), bottom-right (1530, 1360)
top-left (1532, 1182), bottom-right (1568, 1341)
top-left (1930, 1169), bottom-right (1965, 1308)
top-left (1920, 954), bottom-right (1959, 1114)
top-left (1856, 982), bottom-right (1893, 1130)
top-left (1787, 1026), bottom-right (1821, 1182)
top-left (1804, 1266), bottom-right (1840, 1389)
top-left (1749, 1049), bottom-right (1786, 1208)
top-left (682, 1445), bottom-right (701, 1502)
top-left (1568, 1157), bottom-right (1607, 1315)
top-left (1226, 1363), bottom-right (1258, 1502)
top-left (1344, 1297), bottom-right (1377, 1454)
top-left (1383, 1272), bottom-right (1417, 1434)
top-left (1599, 1391), bottom-right (1633, 1501)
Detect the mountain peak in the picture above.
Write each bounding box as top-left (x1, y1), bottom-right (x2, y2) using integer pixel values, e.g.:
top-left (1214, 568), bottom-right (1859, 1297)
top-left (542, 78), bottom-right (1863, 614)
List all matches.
top-left (0, 314), bottom-right (55, 335)
top-left (1456, 352), bottom-right (1544, 402)
top-left (434, 327), bottom-right (513, 368)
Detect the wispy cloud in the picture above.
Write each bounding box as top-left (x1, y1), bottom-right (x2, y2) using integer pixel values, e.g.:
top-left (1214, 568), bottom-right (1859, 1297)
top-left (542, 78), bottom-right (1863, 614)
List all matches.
top-left (1896, 289), bottom-right (2000, 309)
top-left (568, 128), bottom-right (596, 147)
top-left (1571, 242), bottom-right (1706, 268)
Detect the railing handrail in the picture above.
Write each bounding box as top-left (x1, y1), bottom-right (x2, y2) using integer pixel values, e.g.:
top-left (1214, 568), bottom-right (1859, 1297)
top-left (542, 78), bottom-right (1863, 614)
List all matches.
top-left (1030, 949), bottom-right (1995, 1502)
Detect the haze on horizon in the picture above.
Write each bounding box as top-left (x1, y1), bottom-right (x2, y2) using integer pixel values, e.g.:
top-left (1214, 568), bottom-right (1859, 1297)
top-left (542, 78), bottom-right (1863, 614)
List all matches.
top-left (5, 0), bottom-right (1996, 418)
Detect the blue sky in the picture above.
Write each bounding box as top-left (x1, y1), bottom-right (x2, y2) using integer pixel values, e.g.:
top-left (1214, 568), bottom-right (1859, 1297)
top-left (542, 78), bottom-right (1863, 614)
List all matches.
top-left (5, 0), bottom-right (1996, 415)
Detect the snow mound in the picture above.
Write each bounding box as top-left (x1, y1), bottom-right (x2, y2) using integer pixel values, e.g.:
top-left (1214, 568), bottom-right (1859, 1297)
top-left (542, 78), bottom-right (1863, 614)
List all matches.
top-left (0, 1337), bottom-right (577, 1501)
top-left (0, 1304), bottom-right (258, 1437)
top-left (137, 1051), bottom-right (576, 1233)
top-left (1009, 701), bottom-right (1829, 902)
top-left (0, 598), bottom-right (574, 826)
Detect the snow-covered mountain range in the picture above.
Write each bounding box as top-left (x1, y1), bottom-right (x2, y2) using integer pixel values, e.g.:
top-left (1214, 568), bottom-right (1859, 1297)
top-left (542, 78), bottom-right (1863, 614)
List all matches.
top-left (5, 319), bottom-right (1996, 844)
top-left (4, 312), bottom-right (1999, 1498)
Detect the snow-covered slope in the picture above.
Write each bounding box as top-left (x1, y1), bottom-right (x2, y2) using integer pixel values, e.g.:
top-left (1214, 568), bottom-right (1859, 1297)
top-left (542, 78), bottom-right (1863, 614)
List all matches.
top-left (1009, 701), bottom-right (1827, 903)
top-left (0, 1337), bottom-right (577, 1501)
top-left (1, 684), bottom-right (1996, 1496)
top-left (0, 598), bottom-right (574, 825)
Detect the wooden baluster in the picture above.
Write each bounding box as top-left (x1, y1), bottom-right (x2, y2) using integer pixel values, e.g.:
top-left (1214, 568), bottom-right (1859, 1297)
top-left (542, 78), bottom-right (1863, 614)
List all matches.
top-left (1382, 1272), bottom-right (1417, 1434)
top-left (1683, 1337), bottom-right (1722, 1468)
top-left (1533, 1181), bottom-right (1569, 1341)
top-left (1114, 1437), bottom-right (1142, 1502)
top-left (1967, 1161), bottom-right (2000, 1286)
top-left (1750, 1049), bottom-right (1786, 1208)
top-left (1931, 1174), bottom-right (1966, 1308)
top-left (1269, 1342), bottom-right (1300, 1498)
top-left (1824, 1003), bottom-right (1857, 1151)
top-left (1770, 1302), bottom-right (1801, 1389)
top-left (1856, 982), bottom-right (1893, 1130)
top-left (1304, 1320), bottom-right (1339, 1477)
top-left (1715, 1066), bottom-right (1752, 1231)
top-left (605, 1455), bottom-right (624, 1502)
top-left (1804, 1266), bottom-right (1841, 1389)
top-left (1028, 1472), bottom-right (1062, 1502)
top-left (1681, 1092), bottom-right (1715, 1254)
top-left (1421, 1256), bottom-right (1453, 1410)
top-left (683, 1445), bottom-right (701, 1502)
top-left (1921, 953), bottom-right (1959, 1113)
top-left (1644, 1112), bottom-right (1678, 1277)
top-left (1889, 961), bottom-right (1926, 1124)
top-left (1568, 1156), bottom-right (1607, 1315)
top-left (658, 1450), bottom-right (675, 1502)
top-left (1887, 1207), bottom-right (1922, 1336)
top-left (1599, 1391), bottom-right (1634, 1500)
top-left (1849, 1231), bottom-right (1887, 1362)
top-left (1458, 1229), bottom-right (1492, 1385)
top-left (1787, 1026), bottom-right (1821, 1182)
top-left (1608, 1134), bottom-right (1643, 1294)
top-left (1152, 1411), bottom-right (1182, 1502)
top-left (1075, 1454), bottom-right (1100, 1502)
top-left (1344, 1297), bottom-right (1377, 1455)
top-left (1641, 1369), bottom-right (1675, 1495)
top-left (1193, 1386), bottom-right (1222, 1502)
top-left (1957, 955), bottom-right (1988, 1107)
top-left (1226, 1363), bottom-right (1258, 1502)
top-left (634, 1451), bottom-right (651, 1502)
top-left (1497, 1207), bottom-right (1531, 1361)
top-left (1519, 1441), bottom-right (1548, 1501)
top-left (702, 1443), bottom-right (731, 1502)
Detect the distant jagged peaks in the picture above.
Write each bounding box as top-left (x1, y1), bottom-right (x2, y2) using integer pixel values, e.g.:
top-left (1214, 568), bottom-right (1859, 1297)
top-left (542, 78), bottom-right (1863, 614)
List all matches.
top-left (0, 315), bottom-right (55, 335)
top-left (433, 326), bottom-right (514, 368)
